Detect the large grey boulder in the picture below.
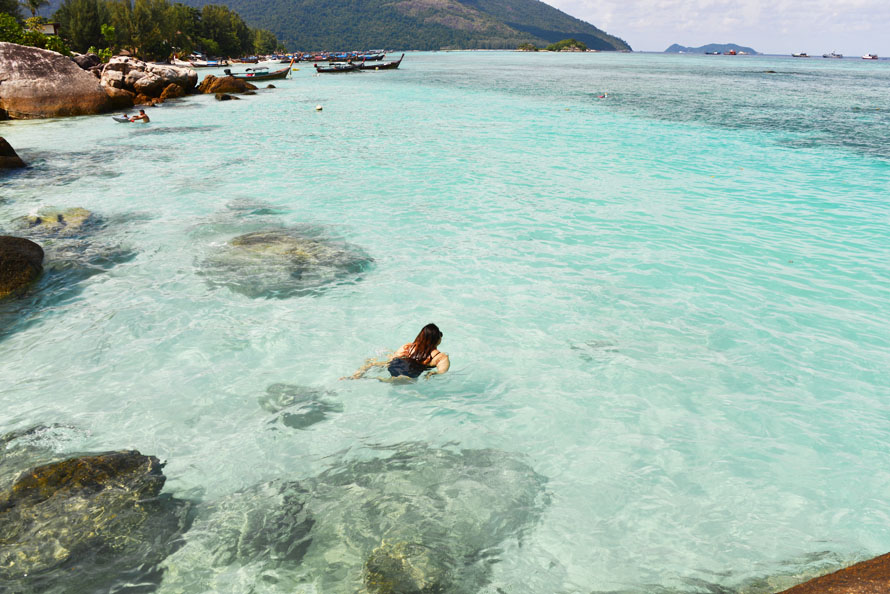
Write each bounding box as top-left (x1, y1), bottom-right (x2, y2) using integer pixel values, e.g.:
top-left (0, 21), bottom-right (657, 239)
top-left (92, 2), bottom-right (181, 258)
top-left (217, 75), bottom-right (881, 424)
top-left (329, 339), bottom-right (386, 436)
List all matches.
top-left (0, 42), bottom-right (113, 119)
top-left (100, 56), bottom-right (197, 100)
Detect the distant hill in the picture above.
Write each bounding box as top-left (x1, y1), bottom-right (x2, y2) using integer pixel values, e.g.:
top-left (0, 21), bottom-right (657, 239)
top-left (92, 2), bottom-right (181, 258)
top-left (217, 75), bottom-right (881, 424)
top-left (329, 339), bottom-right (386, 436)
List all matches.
top-left (665, 43), bottom-right (758, 55)
top-left (171, 0), bottom-right (631, 51)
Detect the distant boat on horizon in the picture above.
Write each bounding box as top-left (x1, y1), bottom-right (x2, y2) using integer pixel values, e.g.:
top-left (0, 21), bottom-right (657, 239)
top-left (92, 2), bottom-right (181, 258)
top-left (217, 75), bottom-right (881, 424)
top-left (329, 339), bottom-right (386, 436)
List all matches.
top-left (822, 51), bottom-right (843, 58)
top-left (792, 52), bottom-right (809, 58)
top-left (862, 53), bottom-right (878, 60)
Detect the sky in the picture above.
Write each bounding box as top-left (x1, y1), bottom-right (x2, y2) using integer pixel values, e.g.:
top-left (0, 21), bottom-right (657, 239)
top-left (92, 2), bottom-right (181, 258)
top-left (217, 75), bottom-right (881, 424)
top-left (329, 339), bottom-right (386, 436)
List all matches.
top-left (546, 0), bottom-right (890, 56)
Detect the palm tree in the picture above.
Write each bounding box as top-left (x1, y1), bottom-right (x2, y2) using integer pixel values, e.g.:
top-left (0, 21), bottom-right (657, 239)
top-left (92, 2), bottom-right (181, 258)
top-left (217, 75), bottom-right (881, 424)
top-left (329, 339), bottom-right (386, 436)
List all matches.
top-left (21, 0), bottom-right (50, 18)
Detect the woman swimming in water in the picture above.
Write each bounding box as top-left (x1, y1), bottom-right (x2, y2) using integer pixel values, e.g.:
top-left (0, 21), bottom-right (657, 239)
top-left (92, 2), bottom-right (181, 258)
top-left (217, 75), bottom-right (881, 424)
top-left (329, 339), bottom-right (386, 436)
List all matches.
top-left (344, 323), bottom-right (450, 381)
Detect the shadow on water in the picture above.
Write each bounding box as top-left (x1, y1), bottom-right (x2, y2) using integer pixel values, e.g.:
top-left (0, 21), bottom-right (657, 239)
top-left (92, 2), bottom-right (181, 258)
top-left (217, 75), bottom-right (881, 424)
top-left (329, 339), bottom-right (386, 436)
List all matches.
top-left (258, 383), bottom-right (343, 430)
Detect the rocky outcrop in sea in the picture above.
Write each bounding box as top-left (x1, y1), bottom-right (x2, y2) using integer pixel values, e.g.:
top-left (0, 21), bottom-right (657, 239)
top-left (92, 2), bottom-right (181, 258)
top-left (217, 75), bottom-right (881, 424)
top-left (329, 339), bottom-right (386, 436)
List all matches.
top-left (99, 56), bottom-right (198, 107)
top-left (0, 42), bottom-right (113, 119)
top-left (198, 74), bottom-right (258, 95)
top-left (0, 445), bottom-right (191, 593)
top-left (0, 235), bottom-right (43, 299)
top-left (0, 137), bottom-right (26, 168)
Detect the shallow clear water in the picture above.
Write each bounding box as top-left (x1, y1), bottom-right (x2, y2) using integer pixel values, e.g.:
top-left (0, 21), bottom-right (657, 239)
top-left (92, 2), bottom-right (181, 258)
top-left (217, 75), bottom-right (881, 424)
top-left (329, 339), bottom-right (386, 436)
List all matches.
top-left (1, 52), bottom-right (890, 592)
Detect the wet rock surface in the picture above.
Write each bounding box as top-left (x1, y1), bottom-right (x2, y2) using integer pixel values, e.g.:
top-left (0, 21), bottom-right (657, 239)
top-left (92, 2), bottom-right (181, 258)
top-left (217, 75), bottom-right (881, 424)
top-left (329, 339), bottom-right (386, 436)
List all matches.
top-left (0, 42), bottom-right (113, 119)
top-left (12, 207), bottom-right (96, 237)
top-left (1, 137), bottom-right (27, 168)
top-left (259, 383), bottom-right (343, 430)
top-left (0, 235), bottom-right (43, 299)
top-left (0, 448), bottom-right (191, 593)
top-left (200, 226), bottom-right (373, 298)
top-left (198, 74), bottom-right (258, 95)
top-left (778, 552), bottom-right (890, 593)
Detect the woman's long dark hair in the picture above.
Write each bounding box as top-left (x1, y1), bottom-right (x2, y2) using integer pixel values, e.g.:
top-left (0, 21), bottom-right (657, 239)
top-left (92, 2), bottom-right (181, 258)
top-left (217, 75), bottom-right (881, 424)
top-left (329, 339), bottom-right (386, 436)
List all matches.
top-left (406, 323), bottom-right (442, 363)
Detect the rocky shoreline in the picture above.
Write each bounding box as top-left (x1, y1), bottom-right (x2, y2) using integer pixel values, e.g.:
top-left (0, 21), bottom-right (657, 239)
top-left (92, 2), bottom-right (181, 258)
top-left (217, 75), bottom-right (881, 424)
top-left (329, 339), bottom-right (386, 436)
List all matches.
top-left (0, 42), bottom-right (261, 120)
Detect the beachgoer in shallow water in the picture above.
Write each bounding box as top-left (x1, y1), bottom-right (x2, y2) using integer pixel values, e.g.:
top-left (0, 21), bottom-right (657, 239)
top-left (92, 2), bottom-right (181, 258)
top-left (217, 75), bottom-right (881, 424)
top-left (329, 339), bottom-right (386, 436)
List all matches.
top-left (344, 323), bottom-right (450, 381)
top-left (129, 109), bottom-right (150, 123)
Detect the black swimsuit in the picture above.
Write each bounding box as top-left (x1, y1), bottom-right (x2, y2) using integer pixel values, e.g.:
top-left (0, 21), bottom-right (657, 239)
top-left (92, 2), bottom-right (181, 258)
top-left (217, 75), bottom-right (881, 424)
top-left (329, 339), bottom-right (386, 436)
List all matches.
top-left (388, 351), bottom-right (440, 378)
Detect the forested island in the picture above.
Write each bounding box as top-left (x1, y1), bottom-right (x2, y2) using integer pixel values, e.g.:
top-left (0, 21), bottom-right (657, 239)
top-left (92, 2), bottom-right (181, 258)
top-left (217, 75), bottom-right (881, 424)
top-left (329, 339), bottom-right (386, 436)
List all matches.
top-left (665, 43), bottom-right (758, 55)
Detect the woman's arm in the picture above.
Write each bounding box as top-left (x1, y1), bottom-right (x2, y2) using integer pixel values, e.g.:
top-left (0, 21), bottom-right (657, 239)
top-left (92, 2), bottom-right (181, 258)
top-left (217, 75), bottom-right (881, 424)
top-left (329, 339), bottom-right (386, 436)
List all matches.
top-left (425, 353), bottom-right (450, 379)
top-left (341, 354), bottom-right (392, 380)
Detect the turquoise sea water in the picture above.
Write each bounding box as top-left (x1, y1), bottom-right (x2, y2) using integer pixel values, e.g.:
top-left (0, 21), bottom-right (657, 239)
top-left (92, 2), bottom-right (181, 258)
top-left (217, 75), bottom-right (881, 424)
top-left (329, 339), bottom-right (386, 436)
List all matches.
top-left (2, 52), bottom-right (890, 592)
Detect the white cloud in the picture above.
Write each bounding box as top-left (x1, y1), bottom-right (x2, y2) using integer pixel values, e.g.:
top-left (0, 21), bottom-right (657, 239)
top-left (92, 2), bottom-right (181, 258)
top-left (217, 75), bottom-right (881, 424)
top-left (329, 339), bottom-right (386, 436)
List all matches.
top-left (549, 0), bottom-right (890, 55)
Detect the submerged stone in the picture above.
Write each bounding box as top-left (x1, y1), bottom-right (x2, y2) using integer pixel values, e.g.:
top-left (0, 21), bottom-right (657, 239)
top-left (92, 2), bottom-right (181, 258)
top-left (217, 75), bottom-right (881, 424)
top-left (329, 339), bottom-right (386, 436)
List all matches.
top-left (156, 444), bottom-right (547, 593)
top-left (158, 480), bottom-right (314, 590)
top-left (259, 383), bottom-right (343, 430)
top-left (13, 206), bottom-right (97, 237)
top-left (0, 450), bottom-right (191, 592)
top-left (298, 444), bottom-right (548, 593)
top-left (0, 235), bottom-right (43, 299)
top-left (201, 227), bottom-right (373, 298)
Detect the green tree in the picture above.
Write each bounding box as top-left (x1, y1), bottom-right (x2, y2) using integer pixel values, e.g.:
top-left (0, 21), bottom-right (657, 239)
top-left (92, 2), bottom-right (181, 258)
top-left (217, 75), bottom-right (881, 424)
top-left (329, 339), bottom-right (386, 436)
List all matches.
top-left (253, 28), bottom-right (277, 55)
top-left (1, 0), bottom-right (22, 19)
top-left (545, 38), bottom-right (587, 51)
top-left (54, 0), bottom-right (104, 52)
top-left (20, 0), bottom-right (48, 18)
top-left (164, 2), bottom-right (199, 56)
top-left (131, 0), bottom-right (168, 59)
top-left (0, 11), bottom-right (23, 43)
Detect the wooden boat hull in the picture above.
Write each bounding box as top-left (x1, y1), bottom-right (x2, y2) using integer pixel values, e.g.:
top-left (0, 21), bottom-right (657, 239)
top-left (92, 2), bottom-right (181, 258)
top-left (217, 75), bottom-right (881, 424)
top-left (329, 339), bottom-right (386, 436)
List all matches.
top-left (315, 63), bottom-right (359, 73)
top-left (357, 54), bottom-right (404, 70)
top-left (227, 59), bottom-right (294, 80)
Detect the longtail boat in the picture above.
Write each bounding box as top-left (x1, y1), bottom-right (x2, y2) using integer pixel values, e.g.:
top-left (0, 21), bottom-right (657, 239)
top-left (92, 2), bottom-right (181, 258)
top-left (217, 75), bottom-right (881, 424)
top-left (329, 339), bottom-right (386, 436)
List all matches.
top-left (357, 54), bottom-right (404, 70)
top-left (224, 58), bottom-right (295, 80)
top-left (315, 62), bottom-right (359, 73)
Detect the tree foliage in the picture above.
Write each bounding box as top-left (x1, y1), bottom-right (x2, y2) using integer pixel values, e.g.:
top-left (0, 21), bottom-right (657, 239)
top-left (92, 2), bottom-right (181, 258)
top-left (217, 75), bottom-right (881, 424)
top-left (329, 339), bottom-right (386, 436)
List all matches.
top-left (47, 0), bottom-right (278, 59)
top-left (545, 38), bottom-right (586, 51)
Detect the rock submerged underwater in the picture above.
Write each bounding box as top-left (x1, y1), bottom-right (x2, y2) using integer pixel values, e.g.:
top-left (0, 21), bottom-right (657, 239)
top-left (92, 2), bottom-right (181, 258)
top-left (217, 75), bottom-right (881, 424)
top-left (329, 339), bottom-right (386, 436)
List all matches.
top-left (156, 443), bottom-right (549, 593)
top-left (200, 227), bottom-right (373, 298)
top-left (0, 444), bottom-right (191, 594)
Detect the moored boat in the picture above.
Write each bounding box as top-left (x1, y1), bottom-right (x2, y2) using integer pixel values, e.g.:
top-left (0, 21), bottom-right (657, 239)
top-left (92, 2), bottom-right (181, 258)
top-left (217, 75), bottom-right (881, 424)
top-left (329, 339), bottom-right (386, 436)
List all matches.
top-left (822, 51), bottom-right (843, 58)
top-left (862, 53), bottom-right (878, 60)
top-left (224, 58), bottom-right (295, 80)
top-left (315, 62), bottom-right (359, 73)
top-left (792, 52), bottom-right (809, 58)
top-left (356, 54), bottom-right (404, 70)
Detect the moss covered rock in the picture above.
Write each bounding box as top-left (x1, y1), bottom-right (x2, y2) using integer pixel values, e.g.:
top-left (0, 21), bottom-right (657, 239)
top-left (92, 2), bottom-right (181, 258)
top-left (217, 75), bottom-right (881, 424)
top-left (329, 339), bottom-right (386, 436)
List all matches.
top-left (14, 206), bottom-right (95, 236)
top-left (0, 235), bottom-right (43, 299)
top-left (0, 450), bottom-right (191, 591)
